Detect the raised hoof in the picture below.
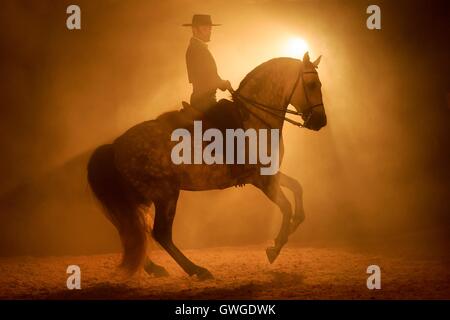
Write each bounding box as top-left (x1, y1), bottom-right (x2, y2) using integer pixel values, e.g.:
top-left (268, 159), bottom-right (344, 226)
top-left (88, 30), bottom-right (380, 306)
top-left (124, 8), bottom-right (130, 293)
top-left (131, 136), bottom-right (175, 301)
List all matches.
top-left (289, 217), bottom-right (304, 234)
top-left (266, 246), bottom-right (280, 264)
top-left (144, 263), bottom-right (169, 277)
top-left (193, 268), bottom-right (214, 281)
top-left (289, 223), bottom-right (298, 234)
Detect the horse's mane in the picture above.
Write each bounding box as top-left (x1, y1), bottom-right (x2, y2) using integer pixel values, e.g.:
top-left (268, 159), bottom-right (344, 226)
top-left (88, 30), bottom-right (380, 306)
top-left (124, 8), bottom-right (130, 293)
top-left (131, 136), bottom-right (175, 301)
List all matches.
top-left (157, 57), bottom-right (301, 122)
top-left (237, 57), bottom-right (300, 92)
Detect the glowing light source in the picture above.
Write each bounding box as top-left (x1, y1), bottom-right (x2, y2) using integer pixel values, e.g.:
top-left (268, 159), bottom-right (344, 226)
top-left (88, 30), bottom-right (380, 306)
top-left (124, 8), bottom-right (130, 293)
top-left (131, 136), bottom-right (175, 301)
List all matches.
top-left (283, 37), bottom-right (309, 58)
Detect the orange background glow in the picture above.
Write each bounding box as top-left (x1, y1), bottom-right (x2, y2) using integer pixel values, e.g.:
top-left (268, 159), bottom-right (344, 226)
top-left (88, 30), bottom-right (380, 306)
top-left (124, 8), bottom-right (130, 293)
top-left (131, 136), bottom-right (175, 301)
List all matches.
top-left (0, 0), bottom-right (449, 260)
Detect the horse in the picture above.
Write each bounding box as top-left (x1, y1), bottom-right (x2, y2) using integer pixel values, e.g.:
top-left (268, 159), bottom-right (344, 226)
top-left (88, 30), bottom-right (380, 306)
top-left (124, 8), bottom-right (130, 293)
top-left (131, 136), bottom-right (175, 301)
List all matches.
top-left (87, 52), bottom-right (326, 280)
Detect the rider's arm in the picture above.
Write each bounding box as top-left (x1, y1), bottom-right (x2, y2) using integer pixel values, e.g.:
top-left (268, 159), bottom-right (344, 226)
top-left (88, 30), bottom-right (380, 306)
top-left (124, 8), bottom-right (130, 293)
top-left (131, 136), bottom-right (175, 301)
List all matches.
top-left (186, 45), bottom-right (231, 92)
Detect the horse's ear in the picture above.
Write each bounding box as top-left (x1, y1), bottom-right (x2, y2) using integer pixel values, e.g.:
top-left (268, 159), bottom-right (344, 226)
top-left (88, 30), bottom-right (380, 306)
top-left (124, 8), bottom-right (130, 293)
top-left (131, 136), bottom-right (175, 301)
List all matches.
top-left (303, 51), bottom-right (310, 63)
top-left (312, 55), bottom-right (322, 68)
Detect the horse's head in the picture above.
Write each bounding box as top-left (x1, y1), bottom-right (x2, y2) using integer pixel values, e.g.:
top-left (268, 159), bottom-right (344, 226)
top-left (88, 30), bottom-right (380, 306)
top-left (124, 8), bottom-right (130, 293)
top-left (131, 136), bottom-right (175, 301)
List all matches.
top-left (290, 52), bottom-right (327, 131)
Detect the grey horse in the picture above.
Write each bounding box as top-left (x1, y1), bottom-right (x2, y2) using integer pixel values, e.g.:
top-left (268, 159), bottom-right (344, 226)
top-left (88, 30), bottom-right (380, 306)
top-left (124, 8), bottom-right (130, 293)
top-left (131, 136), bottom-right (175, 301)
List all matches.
top-left (87, 52), bottom-right (326, 280)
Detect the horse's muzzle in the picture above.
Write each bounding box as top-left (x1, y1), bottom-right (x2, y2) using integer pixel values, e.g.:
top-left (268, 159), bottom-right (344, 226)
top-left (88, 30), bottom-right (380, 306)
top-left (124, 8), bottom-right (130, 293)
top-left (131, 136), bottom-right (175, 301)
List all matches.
top-left (304, 105), bottom-right (327, 131)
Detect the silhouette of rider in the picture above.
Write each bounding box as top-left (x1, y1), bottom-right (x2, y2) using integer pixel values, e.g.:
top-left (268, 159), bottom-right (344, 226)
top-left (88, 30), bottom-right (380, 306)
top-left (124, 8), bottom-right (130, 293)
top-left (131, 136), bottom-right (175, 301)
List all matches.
top-left (182, 14), bottom-right (233, 112)
top-left (183, 15), bottom-right (246, 186)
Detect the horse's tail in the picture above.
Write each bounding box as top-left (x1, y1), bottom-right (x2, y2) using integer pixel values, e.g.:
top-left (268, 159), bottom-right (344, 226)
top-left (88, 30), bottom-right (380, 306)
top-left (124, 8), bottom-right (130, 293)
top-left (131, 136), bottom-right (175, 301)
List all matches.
top-left (87, 144), bottom-right (147, 274)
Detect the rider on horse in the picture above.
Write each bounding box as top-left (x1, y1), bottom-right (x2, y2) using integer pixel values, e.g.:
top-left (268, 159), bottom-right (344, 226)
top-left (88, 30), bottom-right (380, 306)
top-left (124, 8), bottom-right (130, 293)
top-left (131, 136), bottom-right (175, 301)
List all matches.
top-left (183, 14), bottom-right (247, 184)
top-left (183, 14), bottom-right (233, 111)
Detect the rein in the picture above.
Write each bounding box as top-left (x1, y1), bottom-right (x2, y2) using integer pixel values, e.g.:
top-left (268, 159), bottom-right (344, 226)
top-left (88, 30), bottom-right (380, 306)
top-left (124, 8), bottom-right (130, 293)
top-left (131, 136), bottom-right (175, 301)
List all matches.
top-left (232, 65), bottom-right (323, 128)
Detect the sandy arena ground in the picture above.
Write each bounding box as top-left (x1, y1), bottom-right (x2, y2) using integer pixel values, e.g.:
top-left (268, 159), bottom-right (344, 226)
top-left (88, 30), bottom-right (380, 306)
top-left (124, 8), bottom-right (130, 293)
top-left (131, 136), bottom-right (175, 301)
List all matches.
top-left (0, 245), bottom-right (449, 299)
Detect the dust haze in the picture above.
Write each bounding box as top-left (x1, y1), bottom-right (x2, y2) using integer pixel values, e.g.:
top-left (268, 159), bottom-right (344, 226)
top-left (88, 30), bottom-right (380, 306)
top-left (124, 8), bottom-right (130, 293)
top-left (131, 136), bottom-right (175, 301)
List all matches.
top-left (0, 0), bottom-right (449, 260)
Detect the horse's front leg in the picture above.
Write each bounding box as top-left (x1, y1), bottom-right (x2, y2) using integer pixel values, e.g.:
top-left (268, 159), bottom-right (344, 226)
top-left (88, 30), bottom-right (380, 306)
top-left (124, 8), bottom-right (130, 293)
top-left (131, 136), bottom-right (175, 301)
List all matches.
top-left (254, 174), bottom-right (292, 263)
top-left (279, 171), bottom-right (305, 234)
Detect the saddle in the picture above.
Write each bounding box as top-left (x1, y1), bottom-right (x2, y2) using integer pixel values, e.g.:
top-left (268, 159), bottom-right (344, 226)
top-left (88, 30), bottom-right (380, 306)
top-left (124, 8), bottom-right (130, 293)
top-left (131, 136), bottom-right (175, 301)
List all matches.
top-left (180, 99), bottom-right (252, 186)
top-left (181, 99), bottom-right (247, 134)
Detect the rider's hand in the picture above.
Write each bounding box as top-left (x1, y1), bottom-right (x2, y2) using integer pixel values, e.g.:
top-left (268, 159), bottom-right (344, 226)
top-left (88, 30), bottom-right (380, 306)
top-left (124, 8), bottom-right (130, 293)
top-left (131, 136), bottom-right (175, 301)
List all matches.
top-left (219, 80), bottom-right (233, 92)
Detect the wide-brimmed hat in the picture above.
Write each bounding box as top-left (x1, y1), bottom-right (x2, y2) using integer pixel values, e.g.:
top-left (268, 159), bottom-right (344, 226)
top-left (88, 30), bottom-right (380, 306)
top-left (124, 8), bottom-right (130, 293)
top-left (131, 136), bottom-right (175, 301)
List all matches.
top-left (182, 14), bottom-right (221, 27)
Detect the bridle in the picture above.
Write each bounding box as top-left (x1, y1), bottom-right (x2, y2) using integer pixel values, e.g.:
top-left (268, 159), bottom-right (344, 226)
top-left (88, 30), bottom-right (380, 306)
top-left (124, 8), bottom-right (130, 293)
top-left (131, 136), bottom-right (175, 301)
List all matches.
top-left (232, 64), bottom-right (324, 128)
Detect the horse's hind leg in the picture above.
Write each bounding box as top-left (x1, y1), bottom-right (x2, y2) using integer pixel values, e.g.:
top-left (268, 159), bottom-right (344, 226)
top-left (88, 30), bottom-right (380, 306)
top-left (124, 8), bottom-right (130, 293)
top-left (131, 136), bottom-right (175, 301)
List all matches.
top-left (254, 175), bottom-right (292, 264)
top-left (279, 171), bottom-right (305, 234)
top-left (152, 190), bottom-right (214, 280)
top-left (132, 202), bottom-right (169, 277)
top-left (143, 256), bottom-right (169, 277)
